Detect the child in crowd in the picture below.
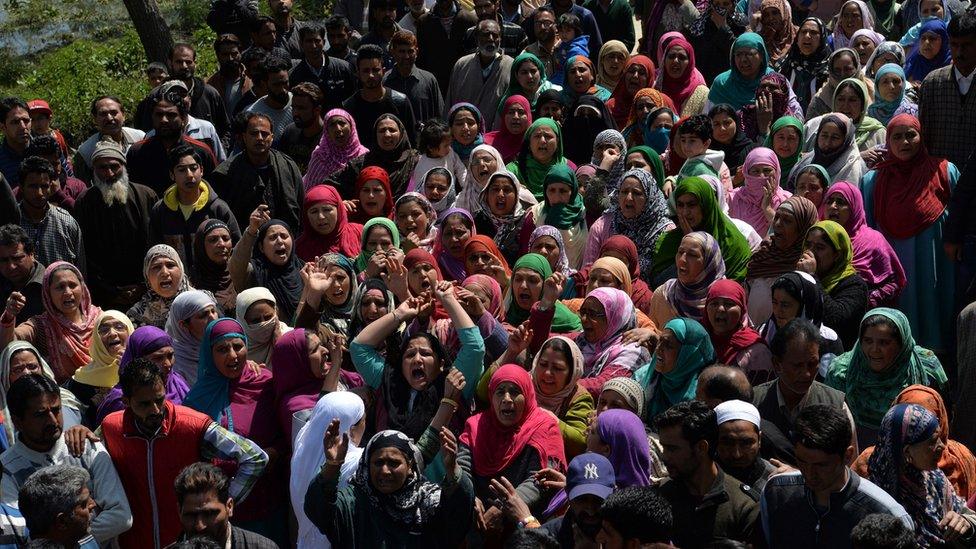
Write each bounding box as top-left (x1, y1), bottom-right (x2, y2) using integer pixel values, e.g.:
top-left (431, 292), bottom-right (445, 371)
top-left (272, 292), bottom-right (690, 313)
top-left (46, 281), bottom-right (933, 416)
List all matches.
top-left (551, 13), bottom-right (590, 86)
top-left (410, 119), bottom-right (468, 193)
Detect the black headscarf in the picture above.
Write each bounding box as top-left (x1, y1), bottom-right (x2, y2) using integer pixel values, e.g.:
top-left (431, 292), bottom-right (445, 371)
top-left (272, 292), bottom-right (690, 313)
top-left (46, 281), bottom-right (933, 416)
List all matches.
top-left (778, 17), bottom-right (831, 108)
top-left (364, 114), bottom-right (413, 174)
top-left (383, 332), bottom-right (455, 441)
top-left (562, 95), bottom-right (617, 166)
top-left (533, 89), bottom-right (567, 120)
top-left (191, 218), bottom-right (234, 294)
top-left (708, 104), bottom-right (756, 172)
top-left (250, 219), bottom-right (304, 323)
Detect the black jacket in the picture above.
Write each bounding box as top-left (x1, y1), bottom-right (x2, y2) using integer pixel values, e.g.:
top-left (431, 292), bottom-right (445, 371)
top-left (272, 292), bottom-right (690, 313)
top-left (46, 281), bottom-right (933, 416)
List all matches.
top-left (289, 57), bottom-right (358, 112)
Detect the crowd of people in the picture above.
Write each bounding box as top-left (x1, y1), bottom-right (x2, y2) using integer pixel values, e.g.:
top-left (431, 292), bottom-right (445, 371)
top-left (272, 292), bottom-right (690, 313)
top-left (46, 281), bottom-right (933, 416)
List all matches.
top-left (1, 0), bottom-right (976, 546)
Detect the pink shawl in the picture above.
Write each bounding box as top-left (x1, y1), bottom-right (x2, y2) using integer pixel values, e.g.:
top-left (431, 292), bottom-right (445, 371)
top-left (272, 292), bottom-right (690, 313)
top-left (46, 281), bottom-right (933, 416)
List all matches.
top-left (302, 109), bottom-right (369, 190)
top-left (484, 95), bottom-right (533, 163)
top-left (728, 147), bottom-right (791, 236)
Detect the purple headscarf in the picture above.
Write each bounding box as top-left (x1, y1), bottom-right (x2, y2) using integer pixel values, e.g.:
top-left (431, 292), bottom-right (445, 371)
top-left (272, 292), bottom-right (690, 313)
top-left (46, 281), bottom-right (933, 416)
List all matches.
top-left (434, 207), bottom-right (476, 281)
top-left (95, 325), bottom-right (190, 425)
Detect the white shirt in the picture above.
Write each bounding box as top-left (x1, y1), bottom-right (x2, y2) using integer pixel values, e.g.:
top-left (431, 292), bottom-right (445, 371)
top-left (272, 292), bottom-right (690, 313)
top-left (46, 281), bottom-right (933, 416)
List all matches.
top-left (955, 66), bottom-right (976, 96)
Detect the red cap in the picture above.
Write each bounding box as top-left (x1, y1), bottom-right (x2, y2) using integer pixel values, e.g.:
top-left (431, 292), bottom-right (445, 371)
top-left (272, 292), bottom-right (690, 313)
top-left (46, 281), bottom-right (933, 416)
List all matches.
top-left (27, 100), bottom-right (52, 116)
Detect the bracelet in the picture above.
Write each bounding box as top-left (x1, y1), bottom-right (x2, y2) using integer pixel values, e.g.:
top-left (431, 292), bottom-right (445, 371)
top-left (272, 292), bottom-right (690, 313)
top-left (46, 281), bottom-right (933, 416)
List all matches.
top-left (440, 397), bottom-right (459, 410)
top-left (517, 515), bottom-right (539, 529)
top-left (391, 310), bottom-right (401, 323)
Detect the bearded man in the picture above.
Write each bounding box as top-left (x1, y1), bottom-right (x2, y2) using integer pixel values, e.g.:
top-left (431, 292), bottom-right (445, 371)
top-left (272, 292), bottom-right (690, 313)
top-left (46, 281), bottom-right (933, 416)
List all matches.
top-left (444, 19), bottom-right (513, 129)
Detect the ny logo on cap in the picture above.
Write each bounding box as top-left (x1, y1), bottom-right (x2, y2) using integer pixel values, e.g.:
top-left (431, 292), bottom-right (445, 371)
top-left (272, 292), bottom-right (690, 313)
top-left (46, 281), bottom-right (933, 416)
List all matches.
top-left (584, 463), bottom-right (599, 479)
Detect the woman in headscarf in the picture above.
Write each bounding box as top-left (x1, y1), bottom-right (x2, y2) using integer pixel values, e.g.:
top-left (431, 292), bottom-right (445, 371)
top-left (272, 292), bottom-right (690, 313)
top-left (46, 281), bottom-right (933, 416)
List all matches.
top-left (608, 55), bottom-right (657, 128)
top-left (183, 317), bottom-right (286, 542)
top-left (807, 48), bottom-right (875, 119)
top-left (508, 117), bottom-right (573, 200)
top-left (851, 29), bottom-right (886, 67)
top-left (634, 316), bottom-right (715, 419)
top-left (582, 131), bottom-right (629, 225)
top-left (866, 41), bottom-right (909, 77)
top-left (862, 114), bottom-right (956, 350)
top-left (789, 113), bottom-right (868, 188)
top-left (868, 64), bottom-right (919, 126)
top-left (757, 271), bottom-right (843, 357)
top-left (566, 257), bottom-right (660, 330)
top-left (582, 236), bottom-right (655, 315)
top-left (290, 392), bottom-right (366, 549)
top-left (506, 253), bottom-right (583, 334)
top-left (778, 17), bottom-right (831, 111)
top-left (755, 0), bottom-right (798, 69)
top-left (653, 177), bottom-right (753, 284)
top-left (353, 217), bottom-right (401, 278)
top-left (427, 272), bottom-right (508, 365)
top-left (95, 325), bottom-right (191, 424)
top-left (463, 233), bottom-right (511, 287)
top-left (585, 168), bottom-right (672, 285)
top-left (295, 185), bottom-right (362, 263)
top-left (524, 336), bottom-right (592, 458)
top-left (0, 261), bottom-right (102, 383)
top-left (560, 56), bottom-right (612, 106)
top-left (707, 33), bottom-right (775, 112)
top-left (704, 279), bottom-right (775, 383)
top-left (457, 146), bottom-right (512, 216)
top-left (622, 91), bottom-right (677, 148)
top-left (460, 364), bottom-right (566, 539)
top-left (799, 221), bottom-right (870, 349)
top-left (805, 78), bottom-right (887, 154)
top-left (433, 208), bottom-right (475, 282)
top-left (821, 181), bottom-right (906, 308)
top-left (502, 52), bottom-right (561, 111)
top-left (793, 164), bottom-right (830, 206)
top-left (235, 287), bottom-right (291, 367)
top-left (304, 109), bottom-right (369, 190)
top-left (418, 167), bottom-right (458, 215)
top-left (728, 147), bottom-right (793, 236)
top-left (745, 195), bottom-right (820, 323)
top-left (348, 166), bottom-right (395, 224)
top-left (126, 245), bottom-right (191, 328)
top-left (562, 96), bottom-right (617, 167)
top-left (831, 0), bottom-right (876, 50)
top-left (656, 36), bottom-right (709, 117)
top-left (865, 404), bottom-right (975, 546)
top-left (486, 97), bottom-right (532, 164)
top-left (528, 226), bottom-right (578, 299)
top-left (650, 230), bottom-right (726, 328)
top-left (164, 289), bottom-right (219, 385)
top-left (448, 103), bottom-right (485, 164)
top-left (307, 428), bottom-right (474, 547)
top-left (764, 116), bottom-right (804, 188)
top-left (229, 214), bottom-right (306, 323)
top-left (595, 41), bottom-right (631, 91)
top-left (905, 20), bottom-right (952, 85)
top-left (0, 342), bottom-right (85, 447)
top-left (534, 88), bottom-right (569, 124)
top-left (295, 253), bottom-right (359, 339)
top-left (326, 114), bottom-right (420, 197)
top-left (395, 192), bottom-right (439, 254)
top-left (67, 310), bottom-right (134, 427)
top-left (572, 287), bottom-right (651, 398)
top-left (853, 385), bottom-right (976, 499)
top-left (522, 164), bottom-right (588, 269)
top-left (709, 104), bottom-right (756, 173)
top-left (738, 73), bottom-right (804, 143)
top-left (191, 219), bottom-right (237, 315)
top-left (474, 171), bottom-right (535, 266)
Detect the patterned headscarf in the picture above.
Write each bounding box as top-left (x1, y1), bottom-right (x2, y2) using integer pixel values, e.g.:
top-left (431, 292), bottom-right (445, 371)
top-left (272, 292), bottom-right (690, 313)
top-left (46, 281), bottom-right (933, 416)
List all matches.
top-left (609, 168), bottom-right (671, 280)
top-left (39, 262), bottom-right (103, 382)
top-left (532, 336), bottom-right (585, 416)
top-left (127, 244), bottom-right (191, 328)
top-left (304, 108), bottom-right (369, 189)
top-left (663, 231), bottom-right (726, 321)
top-left (590, 130), bottom-right (628, 192)
top-left (529, 225), bottom-right (574, 276)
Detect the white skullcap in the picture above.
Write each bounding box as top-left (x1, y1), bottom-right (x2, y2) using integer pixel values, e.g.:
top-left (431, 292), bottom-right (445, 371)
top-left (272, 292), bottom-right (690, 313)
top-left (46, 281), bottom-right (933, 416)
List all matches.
top-left (714, 400), bottom-right (761, 429)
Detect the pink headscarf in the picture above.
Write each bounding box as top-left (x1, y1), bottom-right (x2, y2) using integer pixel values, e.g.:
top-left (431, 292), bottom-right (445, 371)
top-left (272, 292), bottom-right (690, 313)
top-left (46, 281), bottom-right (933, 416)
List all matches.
top-left (485, 95), bottom-right (533, 163)
top-left (656, 36), bottom-right (706, 111)
top-left (728, 147), bottom-right (791, 236)
top-left (40, 262), bottom-right (102, 382)
top-left (303, 109), bottom-right (369, 190)
top-left (577, 287), bottom-right (635, 373)
top-left (820, 181), bottom-right (907, 300)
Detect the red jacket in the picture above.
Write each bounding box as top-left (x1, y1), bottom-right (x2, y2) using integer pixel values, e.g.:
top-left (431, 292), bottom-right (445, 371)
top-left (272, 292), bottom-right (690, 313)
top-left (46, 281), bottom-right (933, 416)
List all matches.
top-left (101, 400), bottom-right (212, 549)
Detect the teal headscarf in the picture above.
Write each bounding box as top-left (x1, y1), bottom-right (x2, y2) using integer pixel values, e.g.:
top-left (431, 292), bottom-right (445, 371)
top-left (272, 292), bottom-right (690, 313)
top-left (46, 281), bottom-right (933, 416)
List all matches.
top-left (353, 217), bottom-right (401, 272)
top-left (183, 318), bottom-right (248, 421)
top-left (707, 33), bottom-right (774, 111)
top-left (636, 317), bottom-right (716, 420)
top-left (505, 253), bottom-right (583, 332)
top-left (500, 52), bottom-right (556, 110)
top-left (625, 146), bottom-right (667, 190)
top-left (541, 164), bottom-right (586, 230)
top-left (826, 308), bottom-right (948, 430)
top-left (867, 64), bottom-right (911, 125)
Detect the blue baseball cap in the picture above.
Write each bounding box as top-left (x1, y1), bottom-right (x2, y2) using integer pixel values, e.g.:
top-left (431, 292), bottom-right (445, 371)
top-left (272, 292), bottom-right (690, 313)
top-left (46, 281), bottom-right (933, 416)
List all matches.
top-left (566, 452), bottom-right (616, 501)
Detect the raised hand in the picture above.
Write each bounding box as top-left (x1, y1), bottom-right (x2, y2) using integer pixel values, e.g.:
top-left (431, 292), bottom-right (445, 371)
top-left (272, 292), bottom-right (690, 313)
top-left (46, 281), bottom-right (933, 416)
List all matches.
top-left (533, 467), bottom-right (567, 491)
top-left (620, 327), bottom-right (659, 349)
top-left (796, 250), bottom-right (817, 275)
top-left (541, 272), bottom-right (567, 307)
top-left (323, 418), bottom-right (349, 462)
top-left (600, 147), bottom-right (621, 171)
top-left (440, 427), bottom-right (459, 474)
top-left (455, 286), bottom-right (486, 318)
top-left (301, 262), bottom-right (332, 295)
top-left (443, 368), bottom-right (467, 402)
top-left (343, 199), bottom-right (359, 214)
top-left (248, 204), bottom-right (271, 235)
top-left (394, 295), bottom-right (426, 322)
top-left (432, 280), bottom-right (457, 303)
top-left (756, 91), bottom-right (774, 136)
top-left (489, 476), bottom-right (533, 522)
top-left (3, 291), bottom-right (26, 321)
top-left (381, 255), bottom-right (409, 299)
top-left (507, 321), bottom-right (534, 357)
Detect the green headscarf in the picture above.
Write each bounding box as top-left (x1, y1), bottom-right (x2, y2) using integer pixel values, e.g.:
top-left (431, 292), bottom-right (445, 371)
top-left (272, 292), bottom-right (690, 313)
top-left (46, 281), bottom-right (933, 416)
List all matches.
top-left (834, 78), bottom-right (885, 148)
top-left (505, 253), bottom-right (583, 332)
top-left (826, 307), bottom-right (947, 430)
top-left (353, 217), bottom-right (401, 272)
top-left (626, 146), bottom-right (666, 190)
top-left (653, 177), bottom-right (752, 282)
top-left (805, 220), bottom-right (858, 293)
top-left (635, 317), bottom-right (716, 421)
top-left (499, 52), bottom-right (554, 110)
top-left (541, 164), bottom-right (586, 230)
top-left (507, 118), bottom-right (568, 200)
top-left (764, 116), bottom-right (804, 187)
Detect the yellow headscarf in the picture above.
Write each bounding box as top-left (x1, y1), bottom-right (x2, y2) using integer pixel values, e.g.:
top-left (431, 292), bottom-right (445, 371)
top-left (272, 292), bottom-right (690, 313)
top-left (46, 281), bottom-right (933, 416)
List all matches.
top-left (591, 256), bottom-right (633, 297)
top-left (72, 310), bottom-right (134, 387)
top-left (806, 220), bottom-right (858, 293)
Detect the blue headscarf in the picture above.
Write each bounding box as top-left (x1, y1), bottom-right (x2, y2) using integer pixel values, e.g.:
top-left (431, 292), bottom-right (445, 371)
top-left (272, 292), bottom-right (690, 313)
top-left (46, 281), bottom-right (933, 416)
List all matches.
top-left (448, 103), bottom-right (485, 163)
top-left (904, 20), bottom-right (951, 83)
top-left (867, 63), bottom-right (918, 125)
top-left (183, 318), bottom-right (248, 421)
top-left (707, 33), bottom-right (775, 111)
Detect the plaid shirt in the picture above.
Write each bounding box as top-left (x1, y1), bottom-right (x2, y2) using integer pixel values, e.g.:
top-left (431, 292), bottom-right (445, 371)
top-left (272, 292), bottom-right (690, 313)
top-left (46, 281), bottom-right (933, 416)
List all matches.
top-left (18, 203), bottom-right (85, 273)
top-left (918, 66), bottom-right (976, 167)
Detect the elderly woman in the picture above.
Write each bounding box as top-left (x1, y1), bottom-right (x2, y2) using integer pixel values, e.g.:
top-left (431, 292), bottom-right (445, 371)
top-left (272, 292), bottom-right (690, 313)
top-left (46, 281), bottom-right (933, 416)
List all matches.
top-left (868, 64), bottom-right (918, 126)
top-left (704, 279), bottom-right (774, 384)
top-left (635, 317), bottom-right (716, 420)
top-left (807, 48), bottom-right (874, 120)
top-left (649, 231), bottom-right (726, 328)
top-left (706, 33), bottom-right (775, 112)
top-left (804, 79), bottom-right (886, 158)
top-left (728, 147), bottom-right (793, 236)
top-left (235, 287), bottom-right (291, 367)
top-left (607, 56), bottom-right (658, 128)
top-left (67, 310), bottom-right (134, 426)
top-left (778, 18), bottom-right (831, 111)
top-left (789, 113), bottom-right (867, 189)
top-left (573, 287), bottom-right (651, 397)
top-left (304, 109), bottom-right (369, 190)
top-left (230, 210), bottom-right (306, 323)
top-left (904, 20), bottom-right (952, 85)
top-left (126, 245), bottom-right (191, 328)
top-left (850, 28), bottom-right (885, 67)
top-left (831, 0), bottom-right (876, 50)
top-left (165, 289), bottom-right (219, 385)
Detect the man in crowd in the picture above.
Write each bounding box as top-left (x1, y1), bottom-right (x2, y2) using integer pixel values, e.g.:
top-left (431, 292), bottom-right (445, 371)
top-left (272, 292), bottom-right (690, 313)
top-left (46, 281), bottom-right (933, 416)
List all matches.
top-left (127, 82), bottom-right (219, 195)
top-left (210, 112), bottom-right (304, 233)
top-left (73, 96), bottom-right (146, 184)
top-left (16, 157), bottom-right (84, 270)
top-left (175, 463), bottom-right (279, 548)
top-left (539, 453), bottom-right (616, 548)
top-left (73, 141), bottom-right (157, 310)
top-left (384, 30), bottom-right (444, 134)
top-left (399, 0), bottom-right (429, 34)
top-left (343, 45), bottom-right (417, 149)
top-left (583, 0), bottom-right (636, 53)
top-left (26, 135), bottom-right (87, 211)
top-left (17, 465), bottom-right (99, 548)
top-left (206, 34), bottom-right (252, 119)
top-left (851, 514), bottom-right (918, 549)
top-left (246, 16), bottom-right (292, 63)
top-left (289, 26), bottom-right (356, 113)
top-left (0, 225), bottom-right (45, 323)
top-left (464, 0), bottom-right (528, 57)
top-left (275, 83), bottom-right (324, 171)
top-left (523, 6), bottom-right (559, 78)
top-left (655, 400), bottom-right (759, 546)
top-left (233, 49), bottom-right (270, 117)
top-left (446, 19), bottom-right (513, 129)
top-left (760, 405), bottom-right (913, 547)
top-left (100, 360), bottom-right (268, 549)
top-left (359, 0), bottom-right (401, 69)
top-left (713, 399), bottom-right (776, 494)
top-left (245, 56), bottom-right (293, 141)
top-left (333, 0), bottom-right (369, 35)
top-left (1, 374), bottom-right (132, 545)
top-left (269, 0), bottom-right (307, 59)
top-left (325, 15), bottom-right (358, 66)
top-left (0, 97), bottom-right (31, 188)
top-left (595, 486), bottom-right (674, 548)
top-left (417, 0), bottom-right (479, 91)
top-left (522, 0), bottom-right (603, 62)
top-left (696, 363), bottom-right (753, 407)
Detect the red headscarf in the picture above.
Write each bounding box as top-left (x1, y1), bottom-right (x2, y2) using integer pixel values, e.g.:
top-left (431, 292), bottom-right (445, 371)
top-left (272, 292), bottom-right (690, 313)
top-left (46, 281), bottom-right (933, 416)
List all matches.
top-left (485, 95), bottom-right (533, 163)
top-left (608, 55), bottom-right (656, 128)
top-left (403, 248), bottom-right (449, 320)
top-left (350, 166), bottom-right (394, 224)
top-left (462, 235), bottom-right (512, 278)
top-left (702, 279), bottom-right (764, 364)
top-left (871, 114), bottom-right (951, 240)
top-left (460, 364), bottom-right (567, 477)
top-left (295, 185), bottom-right (364, 261)
top-left (657, 37), bottom-right (706, 112)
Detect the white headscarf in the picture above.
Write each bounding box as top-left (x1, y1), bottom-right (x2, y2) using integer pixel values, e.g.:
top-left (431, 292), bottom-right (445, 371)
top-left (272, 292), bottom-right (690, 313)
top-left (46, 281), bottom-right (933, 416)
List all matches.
top-left (234, 287), bottom-right (291, 366)
top-left (0, 342), bottom-right (84, 446)
top-left (164, 290), bottom-right (217, 385)
top-left (456, 144), bottom-right (506, 214)
top-left (290, 392), bottom-right (366, 549)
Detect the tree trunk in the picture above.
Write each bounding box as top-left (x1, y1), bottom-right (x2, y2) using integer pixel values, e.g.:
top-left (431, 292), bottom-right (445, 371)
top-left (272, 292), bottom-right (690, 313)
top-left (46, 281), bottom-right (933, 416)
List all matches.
top-left (121, 0), bottom-right (174, 64)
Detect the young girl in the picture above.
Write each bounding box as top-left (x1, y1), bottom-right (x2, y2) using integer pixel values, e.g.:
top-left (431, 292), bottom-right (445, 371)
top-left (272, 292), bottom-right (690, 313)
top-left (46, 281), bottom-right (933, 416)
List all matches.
top-left (551, 13), bottom-right (590, 87)
top-left (410, 119), bottom-right (467, 191)
top-left (522, 164), bottom-right (588, 269)
top-left (421, 167), bottom-right (457, 214)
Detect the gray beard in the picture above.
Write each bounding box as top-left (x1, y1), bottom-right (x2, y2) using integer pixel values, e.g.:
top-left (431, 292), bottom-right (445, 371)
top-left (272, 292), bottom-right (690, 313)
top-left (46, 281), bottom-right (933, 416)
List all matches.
top-left (93, 171), bottom-right (131, 207)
